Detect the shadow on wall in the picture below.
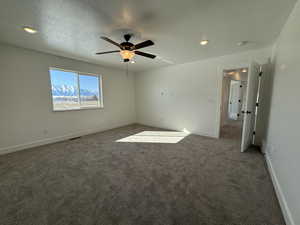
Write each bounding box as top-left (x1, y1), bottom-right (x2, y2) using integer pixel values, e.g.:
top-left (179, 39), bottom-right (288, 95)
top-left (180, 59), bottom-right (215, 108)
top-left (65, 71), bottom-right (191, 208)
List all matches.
top-left (259, 57), bottom-right (277, 145)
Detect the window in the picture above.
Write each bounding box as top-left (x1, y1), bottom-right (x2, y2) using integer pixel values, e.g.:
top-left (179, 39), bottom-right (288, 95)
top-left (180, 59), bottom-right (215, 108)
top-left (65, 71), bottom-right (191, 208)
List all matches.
top-left (49, 68), bottom-right (102, 111)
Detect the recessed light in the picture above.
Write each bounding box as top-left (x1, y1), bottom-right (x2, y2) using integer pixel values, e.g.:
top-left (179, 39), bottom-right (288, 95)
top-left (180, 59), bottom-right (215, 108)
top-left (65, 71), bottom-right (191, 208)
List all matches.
top-left (242, 69), bottom-right (247, 73)
top-left (200, 40), bottom-right (209, 45)
top-left (23, 26), bottom-right (38, 34)
top-left (237, 41), bottom-right (248, 46)
top-left (131, 61), bottom-right (135, 64)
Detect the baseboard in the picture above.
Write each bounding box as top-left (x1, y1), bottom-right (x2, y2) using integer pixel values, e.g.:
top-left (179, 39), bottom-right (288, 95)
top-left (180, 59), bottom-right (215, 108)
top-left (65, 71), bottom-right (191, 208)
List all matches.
top-left (136, 122), bottom-right (217, 138)
top-left (194, 130), bottom-right (218, 139)
top-left (265, 154), bottom-right (295, 225)
top-left (0, 122), bottom-right (135, 156)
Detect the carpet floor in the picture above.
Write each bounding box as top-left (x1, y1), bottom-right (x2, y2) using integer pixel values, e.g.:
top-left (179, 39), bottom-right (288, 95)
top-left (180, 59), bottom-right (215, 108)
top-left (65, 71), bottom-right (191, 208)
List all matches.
top-left (0, 124), bottom-right (284, 225)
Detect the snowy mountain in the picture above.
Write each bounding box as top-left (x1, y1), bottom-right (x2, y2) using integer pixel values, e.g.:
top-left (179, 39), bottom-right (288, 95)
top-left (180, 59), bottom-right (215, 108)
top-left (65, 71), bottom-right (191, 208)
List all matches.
top-left (51, 85), bottom-right (98, 97)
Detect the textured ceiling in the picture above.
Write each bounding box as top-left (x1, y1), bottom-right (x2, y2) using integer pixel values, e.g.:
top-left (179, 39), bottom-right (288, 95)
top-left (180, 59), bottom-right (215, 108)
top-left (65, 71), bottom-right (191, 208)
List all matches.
top-left (0, 0), bottom-right (297, 72)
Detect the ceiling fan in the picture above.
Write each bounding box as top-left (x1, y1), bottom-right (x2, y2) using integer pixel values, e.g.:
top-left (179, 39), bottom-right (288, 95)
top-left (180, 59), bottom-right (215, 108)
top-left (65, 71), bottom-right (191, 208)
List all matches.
top-left (96, 34), bottom-right (156, 62)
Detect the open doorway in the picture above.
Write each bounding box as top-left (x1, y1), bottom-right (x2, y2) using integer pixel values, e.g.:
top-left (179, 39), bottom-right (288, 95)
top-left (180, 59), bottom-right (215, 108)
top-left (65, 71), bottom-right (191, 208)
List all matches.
top-left (220, 68), bottom-right (248, 140)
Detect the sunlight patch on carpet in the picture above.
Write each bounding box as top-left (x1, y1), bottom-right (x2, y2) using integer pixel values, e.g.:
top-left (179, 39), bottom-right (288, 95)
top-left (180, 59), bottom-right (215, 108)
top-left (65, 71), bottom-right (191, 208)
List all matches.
top-left (116, 131), bottom-right (189, 143)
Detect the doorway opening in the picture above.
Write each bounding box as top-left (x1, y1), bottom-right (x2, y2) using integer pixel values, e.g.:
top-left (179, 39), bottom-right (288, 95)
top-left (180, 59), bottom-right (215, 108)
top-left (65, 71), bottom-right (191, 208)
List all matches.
top-left (220, 68), bottom-right (248, 140)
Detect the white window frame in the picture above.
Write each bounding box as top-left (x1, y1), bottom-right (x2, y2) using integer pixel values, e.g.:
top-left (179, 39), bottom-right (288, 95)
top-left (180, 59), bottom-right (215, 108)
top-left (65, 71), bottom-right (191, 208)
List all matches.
top-left (49, 67), bottom-right (104, 112)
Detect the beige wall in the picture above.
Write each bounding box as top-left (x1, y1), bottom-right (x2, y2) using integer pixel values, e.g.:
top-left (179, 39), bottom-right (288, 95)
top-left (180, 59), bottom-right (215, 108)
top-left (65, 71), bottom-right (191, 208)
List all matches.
top-left (220, 77), bottom-right (231, 126)
top-left (0, 44), bottom-right (136, 154)
top-left (263, 1), bottom-right (300, 224)
top-left (135, 48), bottom-right (271, 137)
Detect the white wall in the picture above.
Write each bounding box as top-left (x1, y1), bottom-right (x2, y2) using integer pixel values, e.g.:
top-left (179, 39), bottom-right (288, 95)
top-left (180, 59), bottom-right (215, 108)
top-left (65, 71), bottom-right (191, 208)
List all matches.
top-left (263, 1), bottom-right (300, 224)
top-left (0, 44), bottom-right (136, 154)
top-left (135, 48), bottom-right (271, 137)
top-left (0, 3), bottom-right (299, 222)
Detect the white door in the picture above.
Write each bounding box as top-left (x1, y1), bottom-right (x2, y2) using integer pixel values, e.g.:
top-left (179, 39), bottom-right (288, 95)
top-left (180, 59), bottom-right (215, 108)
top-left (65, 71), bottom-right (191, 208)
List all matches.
top-left (228, 80), bottom-right (242, 120)
top-left (241, 62), bottom-right (261, 152)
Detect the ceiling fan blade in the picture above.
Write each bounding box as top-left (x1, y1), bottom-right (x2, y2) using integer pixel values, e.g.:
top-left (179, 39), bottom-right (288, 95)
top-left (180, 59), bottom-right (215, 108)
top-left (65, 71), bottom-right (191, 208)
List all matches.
top-left (135, 51), bottom-right (156, 59)
top-left (133, 40), bottom-right (154, 50)
top-left (100, 36), bottom-right (123, 49)
top-left (96, 50), bottom-right (120, 55)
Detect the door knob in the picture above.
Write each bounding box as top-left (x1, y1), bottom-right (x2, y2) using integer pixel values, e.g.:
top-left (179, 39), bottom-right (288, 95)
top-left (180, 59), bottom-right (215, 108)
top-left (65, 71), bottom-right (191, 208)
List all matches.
top-left (242, 110), bottom-right (251, 114)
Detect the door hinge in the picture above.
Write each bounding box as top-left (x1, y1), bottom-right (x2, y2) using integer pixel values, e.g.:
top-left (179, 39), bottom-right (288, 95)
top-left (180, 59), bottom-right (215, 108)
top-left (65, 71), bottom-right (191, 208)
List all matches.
top-left (256, 102), bottom-right (259, 107)
top-left (253, 131), bottom-right (256, 135)
top-left (259, 71), bottom-right (263, 77)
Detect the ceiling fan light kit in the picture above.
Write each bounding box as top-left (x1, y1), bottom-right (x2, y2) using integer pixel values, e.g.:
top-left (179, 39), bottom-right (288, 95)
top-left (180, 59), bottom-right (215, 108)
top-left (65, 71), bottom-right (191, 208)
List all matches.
top-left (96, 34), bottom-right (156, 62)
top-left (120, 50), bottom-right (135, 60)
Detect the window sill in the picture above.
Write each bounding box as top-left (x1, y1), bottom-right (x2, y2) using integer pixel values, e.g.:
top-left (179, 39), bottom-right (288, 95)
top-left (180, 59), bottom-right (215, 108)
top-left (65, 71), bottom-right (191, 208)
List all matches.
top-left (52, 106), bottom-right (104, 112)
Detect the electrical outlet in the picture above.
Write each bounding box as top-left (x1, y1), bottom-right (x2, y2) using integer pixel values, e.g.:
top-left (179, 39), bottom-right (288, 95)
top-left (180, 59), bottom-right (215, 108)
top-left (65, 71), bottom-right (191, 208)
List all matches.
top-left (43, 129), bottom-right (48, 135)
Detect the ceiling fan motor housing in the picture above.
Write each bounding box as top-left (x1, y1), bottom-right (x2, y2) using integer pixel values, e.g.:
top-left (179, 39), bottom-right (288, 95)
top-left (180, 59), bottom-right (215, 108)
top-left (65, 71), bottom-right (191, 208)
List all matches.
top-left (121, 42), bottom-right (134, 50)
top-left (124, 34), bottom-right (132, 42)
top-left (121, 34), bottom-right (135, 50)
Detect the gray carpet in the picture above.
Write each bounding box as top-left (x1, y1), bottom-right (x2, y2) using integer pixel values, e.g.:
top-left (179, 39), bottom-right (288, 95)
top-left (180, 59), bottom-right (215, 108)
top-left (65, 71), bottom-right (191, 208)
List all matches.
top-left (0, 124), bottom-right (284, 225)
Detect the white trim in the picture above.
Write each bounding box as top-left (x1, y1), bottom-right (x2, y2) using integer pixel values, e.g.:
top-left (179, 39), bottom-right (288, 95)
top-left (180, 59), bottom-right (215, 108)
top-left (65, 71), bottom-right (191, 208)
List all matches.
top-left (77, 71), bottom-right (81, 106)
top-left (194, 131), bottom-right (218, 139)
top-left (0, 122), bottom-right (134, 156)
top-left (265, 154), bottom-right (295, 225)
top-left (137, 123), bottom-right (217, 139)
top-left (49, 67), bottom-right (100, 77)
top-left (49, 67), bottom-right (104, 112)
top-left (216, 62), bottom-right (250, 138)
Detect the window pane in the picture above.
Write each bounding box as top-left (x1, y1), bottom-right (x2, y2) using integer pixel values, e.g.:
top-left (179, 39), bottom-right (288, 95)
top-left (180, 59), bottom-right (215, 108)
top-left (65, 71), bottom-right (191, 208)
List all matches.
top-left (50, 69), bottom-right (80, 110)
top-left (79, 74), bottom-right (100, 108)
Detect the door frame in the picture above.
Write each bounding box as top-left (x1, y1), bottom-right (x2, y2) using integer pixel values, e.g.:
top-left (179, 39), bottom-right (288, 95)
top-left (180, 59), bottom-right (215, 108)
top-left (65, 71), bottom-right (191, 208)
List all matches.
top-left (216, 62), bottom-right (250, 139)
